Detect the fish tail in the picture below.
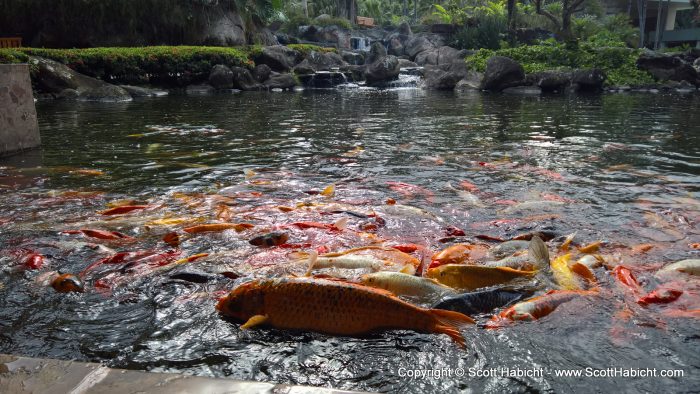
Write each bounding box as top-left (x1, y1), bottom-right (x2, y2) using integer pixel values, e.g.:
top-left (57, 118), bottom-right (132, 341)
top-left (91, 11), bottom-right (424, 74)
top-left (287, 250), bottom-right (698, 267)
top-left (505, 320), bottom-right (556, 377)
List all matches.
top-left (304, 250), bottom-right (318, 277)
top-left (570, 262), bottom-right (597, 286)
top-left (528, 236), bottom-right (550, 271)
top-left (429, 309), bottom-right (475, 348)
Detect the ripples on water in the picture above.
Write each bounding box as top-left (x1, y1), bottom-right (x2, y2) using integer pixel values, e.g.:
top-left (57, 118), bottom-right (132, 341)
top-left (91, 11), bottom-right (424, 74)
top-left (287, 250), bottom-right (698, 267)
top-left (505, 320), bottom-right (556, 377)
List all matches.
top-left (0, 90), bottom-right (699, 393)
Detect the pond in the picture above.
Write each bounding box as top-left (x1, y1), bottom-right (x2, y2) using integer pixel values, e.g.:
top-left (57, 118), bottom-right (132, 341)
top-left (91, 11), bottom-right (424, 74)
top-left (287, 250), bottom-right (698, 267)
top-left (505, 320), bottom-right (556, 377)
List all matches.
top-left (1, 89), bottom-right (699, 393)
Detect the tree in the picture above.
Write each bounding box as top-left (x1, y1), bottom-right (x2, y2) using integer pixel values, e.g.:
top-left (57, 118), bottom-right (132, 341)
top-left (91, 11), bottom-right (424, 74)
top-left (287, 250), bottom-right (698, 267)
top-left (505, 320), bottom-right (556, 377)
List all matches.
top-left (532, 0), bottom-right (587, 40)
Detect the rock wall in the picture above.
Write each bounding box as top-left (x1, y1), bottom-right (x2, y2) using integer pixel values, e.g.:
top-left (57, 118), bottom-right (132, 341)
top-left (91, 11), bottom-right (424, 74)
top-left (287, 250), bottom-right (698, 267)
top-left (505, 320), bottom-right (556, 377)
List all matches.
top-left (0, 64), bottom-right (41, 156)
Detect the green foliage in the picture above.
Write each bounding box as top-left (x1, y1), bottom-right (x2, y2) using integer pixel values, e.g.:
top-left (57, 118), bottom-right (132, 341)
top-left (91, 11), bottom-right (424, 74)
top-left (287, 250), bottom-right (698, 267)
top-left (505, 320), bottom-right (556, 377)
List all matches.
top-left (287, 44), bottom-right (337, 55)
top-left (0, 49), bottom-right (29, 64)
top-left (466, 38), bottom-right (655, 86)
top-left (281, 14), bottom-right (351, 33)
top-left (450, 14), bottom-right (507, 50)
top-left (12, 46), bottom-right (256, 86)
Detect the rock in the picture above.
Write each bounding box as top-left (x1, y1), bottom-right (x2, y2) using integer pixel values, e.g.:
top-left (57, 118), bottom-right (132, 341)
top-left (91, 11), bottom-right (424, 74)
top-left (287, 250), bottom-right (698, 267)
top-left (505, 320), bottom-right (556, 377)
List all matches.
top-left (695, 57), bottom-right (700, 72)
top-left (481, 56), bottom-right (525, 91)
top-left (503, 86), bottom-right (542, 95)
top-left (456, 71), bottom-right (484, 91)
top-left (388, 37), bottom-right (405, 57)
top-left (314, 14), bottom-right (332, 23)
top-left (571, 68), bottom-right (606, 91)
top-left (414, 49), bottom-right (438, 66)
top-left (56, 88), bottom-right (79, 100)
top-left (366, 42), bottom-right (388, 64)
top-left (120, 85), bottom-right (168, 97)
top-left (276, 33), bottom-right (299, 45)
top-left (365, 55), bottom-right (401, 85)
top-left (422, 65), bottom-right (463, 90)
top-left (298, 71), bottom-right (351, 88)
top-left (230, 67), bottom-right (262, 91)
top-left (264, 73), bottom-right (296, 89)
top-left (249, 27), bottom-right (279, 46)
top-left (637, 51), bottom-right (699, 85)
top-left (532, 71), bottom-right (570, 92)
top-left (185, 84), bottom-right (215, 95)
top-left (339, 65), bottom-right (366, 81)
top-left (253, 64), bottom-right (272, 83)
top-left (398, 22), bottom-right (412, 36)
top-left (341, 51), bottom-right (364, 65)
top-left (405, 36), bottom-right (434, 59)
top-left (293, 51), bottom-right (346, 74)
top-left (30, 56), bottom-right (131, 101)
top-left (257, 45), bottom-right (301, 71)
top-left (208, 64), bottom-right (234, 89)
top-left (198, 7), bottom-right (246, 46)
top-left (436, 46), bottom-right (461, 65)
top-left (398, 59), bottom-right (418, 69)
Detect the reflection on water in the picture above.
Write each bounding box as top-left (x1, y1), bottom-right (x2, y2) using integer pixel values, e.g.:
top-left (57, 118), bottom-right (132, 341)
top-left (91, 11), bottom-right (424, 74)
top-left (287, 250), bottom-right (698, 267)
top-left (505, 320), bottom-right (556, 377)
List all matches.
top-left (0, 90), bottom-right (699, 393)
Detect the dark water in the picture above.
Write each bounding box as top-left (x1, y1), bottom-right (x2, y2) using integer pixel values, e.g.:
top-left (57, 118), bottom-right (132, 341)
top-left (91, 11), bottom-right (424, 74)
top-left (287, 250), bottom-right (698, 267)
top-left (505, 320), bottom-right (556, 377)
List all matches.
top-left (1, 89), bottom-right (699, 393)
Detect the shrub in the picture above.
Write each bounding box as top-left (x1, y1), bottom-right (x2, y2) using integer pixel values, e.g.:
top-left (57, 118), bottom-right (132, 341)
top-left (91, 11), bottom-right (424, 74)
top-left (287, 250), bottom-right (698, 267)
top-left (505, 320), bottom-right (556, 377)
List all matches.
top-left (466, 38), bottom-right (654, 86)
top-left (450, 14), bottom-right (507, 50)
top-left (0, 49), bottom-right (29, 63)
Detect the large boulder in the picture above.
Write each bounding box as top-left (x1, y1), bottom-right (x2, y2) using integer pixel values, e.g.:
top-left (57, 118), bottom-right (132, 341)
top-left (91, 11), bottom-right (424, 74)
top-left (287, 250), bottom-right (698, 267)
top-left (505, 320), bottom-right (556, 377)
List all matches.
top-left (405, 36), bottom-right (435, 59)
top-left (256, 45), bottom-right (301, 71)
top-left (456, 71), bottom-right (484, 91)
top-left (196, 6), bottom-right (246, 46)
top-left (532, 71), bottom-right (571, 92)
top-left (253, 64), bottom-right (272, 83)
top-left (120, 85), bottom-right (168, 97)
top-left (388, 37), bottom-right (405, 57)
top-left (481, 56), bottom-right (525, 91)
top-left (293, 51), bottom-right (346, 74)
top-left (366, 42), bottom-right (388, 64)
top-left (264, 73), bottom-right (297, 90)
top-left (423, 66), bottom-right (463, 90)
top-left (571, 68), bottom-right (606, 91)
top-left (365, 55), bottom-right (401, 85)
top-left (341, 51), bottom-right (364, 65)
top-left (637, 51), bottom-right (699, 85)
top-left (230, 66), bottom-right (262, 90)
top-left (414, 49), bottom-right (438, 66)
top-left (208, 64), bottom-right (235, 89)
top-left (398, 22), bottom-right (412, 36)
top-left (398, 59), bottom-right (418, 69)
top-left (30, 56), bottom-right (131, 101)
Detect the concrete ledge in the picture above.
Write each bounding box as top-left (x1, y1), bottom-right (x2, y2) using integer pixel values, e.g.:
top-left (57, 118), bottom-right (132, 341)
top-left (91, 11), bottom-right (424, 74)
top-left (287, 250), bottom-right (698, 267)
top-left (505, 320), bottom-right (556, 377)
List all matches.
top-left (0, 64), bottom-right (41, 157)
top-left (0, 354), bottom-right (363, 394)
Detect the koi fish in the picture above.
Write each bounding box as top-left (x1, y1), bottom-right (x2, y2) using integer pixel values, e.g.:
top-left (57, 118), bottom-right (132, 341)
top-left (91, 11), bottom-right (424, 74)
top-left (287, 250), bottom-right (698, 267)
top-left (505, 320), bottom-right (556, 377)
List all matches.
top-left (320, 184), bottom-right (335, 197)
top-left (249, 232), bottom-right (289, 248)
top-left (489, 240), bottom-right (530, 259)
top-left (24, 254), bottom-right (44, 270)
top-left (217, 277), bottom-right (474, 347)
top-left (99, 205), bottom-right (149, 216)
top-left (52, 274), bottom-right (84, 293)
top-left (360, 272), bottom-right (456, 302)
top-left (431, 244), bottom-right (489, 268)
top-left (299, 246), bottom-right (420, 274)
top-left (163, 232), bottom-right (180, 248)
top-left (446, 182), bottom-right (485, 207)
top-left (613, 266), bottom-right (643, 295)
top-left (434, 288), bottom-right (529, 316)
top-left (658, 259), bottom-right (700, 276)
top-left (495, 290), bottom-right (596, 322)
top-left (638, 288), bottom-right (683, 305)
top-left (426, 264), bottom-right (536, 291)
top-left (64, 229), bottom-right (134, 241)
top-left (578, 241), bottom-right (602, 254)
top-left (183, 223), bottom-right (254, 234)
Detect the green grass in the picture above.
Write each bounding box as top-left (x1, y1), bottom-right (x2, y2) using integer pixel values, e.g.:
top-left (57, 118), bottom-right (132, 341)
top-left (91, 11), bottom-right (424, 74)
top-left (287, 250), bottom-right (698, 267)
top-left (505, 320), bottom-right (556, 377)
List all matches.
top-left (466, 40), bottom-right (655, 86)
top-left (286, 44), bottom-right (337, 56)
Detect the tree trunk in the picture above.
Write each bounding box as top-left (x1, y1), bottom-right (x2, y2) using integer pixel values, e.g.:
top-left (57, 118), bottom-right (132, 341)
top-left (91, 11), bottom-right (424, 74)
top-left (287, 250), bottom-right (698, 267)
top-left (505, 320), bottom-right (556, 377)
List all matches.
top-left (302, 0), bottom-right (308, 18)
top-left (637, 0), bottom-right (647, 47)
top-left (403, 0), bottom-right (408, 16)
top-left (507, 0), bottom-right (516, 31)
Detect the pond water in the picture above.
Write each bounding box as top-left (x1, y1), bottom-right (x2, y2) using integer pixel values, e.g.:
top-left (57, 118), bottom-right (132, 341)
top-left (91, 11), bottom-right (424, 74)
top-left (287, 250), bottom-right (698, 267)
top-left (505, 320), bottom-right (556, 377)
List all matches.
top-left (1, 89), bottom-right (699, 393)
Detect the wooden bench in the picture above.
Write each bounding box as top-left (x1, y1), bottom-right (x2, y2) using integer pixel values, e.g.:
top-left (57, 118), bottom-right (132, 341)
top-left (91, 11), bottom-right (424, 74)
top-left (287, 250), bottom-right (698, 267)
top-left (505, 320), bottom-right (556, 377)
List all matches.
top-left (0, 37), bottom-right (22, 48)
top-left (356, 16), bottom-right (375, 27)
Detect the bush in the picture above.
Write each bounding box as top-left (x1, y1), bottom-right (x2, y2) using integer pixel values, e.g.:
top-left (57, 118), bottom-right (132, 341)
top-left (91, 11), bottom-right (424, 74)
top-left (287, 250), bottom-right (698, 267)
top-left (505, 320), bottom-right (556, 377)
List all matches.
top-left (6, 46), bottom-right (256, 86)
top-left (466, 38), bottom-right (654, 86)
top-left (450, 14), bottom-right (507, 50)
top-left (0, 49), bottom-right (29, 63)
top-left (286, 44), bottom-right (337, 56)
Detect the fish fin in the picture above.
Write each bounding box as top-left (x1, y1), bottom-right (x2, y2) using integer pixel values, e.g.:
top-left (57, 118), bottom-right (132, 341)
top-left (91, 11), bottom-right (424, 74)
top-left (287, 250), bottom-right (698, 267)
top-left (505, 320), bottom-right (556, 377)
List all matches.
top-left (288, 251), bottom-right (309, 261)
top-left (244, 169), bottom-right (256, 180)
top-left (399, 265), bottom-right (415, 275)
top-left (560, 232), bottom-right (577, 252)
top-left (321, 184), bottom-right (335, 197)
top-left (240, 314), bottom-right (268, 329)
top-left (528, 236), bottom-right (550, 270)
top-left (304, 250), bottom-right (318, 277)
top-left (430, 309), bottom-right (475, 348)
top-left (333, 217), bottom-right (348, 230)
top-left (570, 262), bottom-right (597, 285)
top-left (577, 241), bottom-right (602, 254)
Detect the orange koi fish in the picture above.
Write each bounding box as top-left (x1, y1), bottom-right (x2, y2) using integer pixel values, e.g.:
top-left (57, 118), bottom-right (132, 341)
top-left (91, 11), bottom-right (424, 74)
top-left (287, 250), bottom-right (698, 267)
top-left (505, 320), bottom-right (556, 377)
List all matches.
top-left (217, 277), bottom-right (474, 347)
